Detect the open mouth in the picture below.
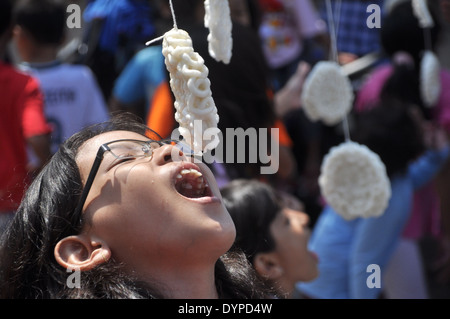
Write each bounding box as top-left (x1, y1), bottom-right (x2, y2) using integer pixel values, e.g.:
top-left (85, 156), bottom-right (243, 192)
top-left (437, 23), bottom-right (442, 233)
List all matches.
top-left (174, 166), bottom-right (212, 199)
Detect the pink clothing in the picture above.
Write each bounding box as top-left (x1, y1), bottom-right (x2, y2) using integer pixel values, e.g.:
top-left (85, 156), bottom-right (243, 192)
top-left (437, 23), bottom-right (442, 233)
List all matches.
top-left (356, 64), bottom-right (450, 131)
top-left (356, 63), bottom-right (450, 239)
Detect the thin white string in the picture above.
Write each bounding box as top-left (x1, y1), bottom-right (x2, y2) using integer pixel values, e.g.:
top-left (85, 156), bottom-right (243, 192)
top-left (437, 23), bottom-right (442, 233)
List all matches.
top-left (145, 35), bottom-right (164, 46)
top-left (424, 27), bottom-right (432, 51)
top-left (325, 0), bottom-right (338, 63)
top-left (169, 0), bottom-right (178, 29)
top-left (334, 0), bottom-right (342, 45)
top-left (145, 0), bottom-right (178, 46)
top-left (325, 0), bottom-right (351, 141)
top-left (342, 116), bottom-right (351, 142)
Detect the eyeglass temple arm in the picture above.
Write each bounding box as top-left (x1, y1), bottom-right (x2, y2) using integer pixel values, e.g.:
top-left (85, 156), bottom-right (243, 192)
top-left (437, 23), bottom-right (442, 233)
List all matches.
top-left (74, 145), bottom-right (109, 216)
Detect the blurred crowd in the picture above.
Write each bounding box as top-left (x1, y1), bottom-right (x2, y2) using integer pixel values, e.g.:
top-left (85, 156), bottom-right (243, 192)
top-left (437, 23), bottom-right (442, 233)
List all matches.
top-left (1, 0), bottom-right (450, 299)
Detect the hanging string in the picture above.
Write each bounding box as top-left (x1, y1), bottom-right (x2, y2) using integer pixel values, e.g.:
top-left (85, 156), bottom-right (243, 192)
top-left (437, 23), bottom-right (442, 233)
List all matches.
top-left (169, 0), bottom-right (178, 29)
top-left (413, 0), bottom-right (434, 51)
top-left (146, 0), bottom-right (178, 46)
top-left (342, 115), bottom-right (351, 142)
top-left (423, 26), bottom-right (432, 51)
top-left (333, 0), bottom-right (342, 50)
top-left (423, 19), bottom-right (433, 51)
top-left (325, 0), bottom-right (351, 142)
top-left (325, 0), bottom-right (339, 63)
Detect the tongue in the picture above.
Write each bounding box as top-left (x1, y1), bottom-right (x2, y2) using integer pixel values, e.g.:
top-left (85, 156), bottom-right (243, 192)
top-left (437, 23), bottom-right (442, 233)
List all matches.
top-left (179, 185), bottom-right (202, 198)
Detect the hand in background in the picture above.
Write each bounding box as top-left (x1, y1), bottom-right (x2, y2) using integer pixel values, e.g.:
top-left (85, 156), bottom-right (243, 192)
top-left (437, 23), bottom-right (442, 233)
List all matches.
top-left (274, 61), bottom-right (311, 118)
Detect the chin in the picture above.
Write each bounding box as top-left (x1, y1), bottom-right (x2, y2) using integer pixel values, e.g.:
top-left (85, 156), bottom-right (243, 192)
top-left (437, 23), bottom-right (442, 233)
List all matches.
top-left (201, 205), bottom-right (237, 257)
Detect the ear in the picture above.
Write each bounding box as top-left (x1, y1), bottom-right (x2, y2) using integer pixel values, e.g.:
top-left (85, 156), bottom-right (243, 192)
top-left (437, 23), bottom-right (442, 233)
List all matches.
top-left (12, 25), bottom-right (27, 41)
top-left (12, 25), bottom-right (21, 37)
top-left (253, 252), bottom-right (283, 280)
top-left (54, 235), bottom-right (111, 271)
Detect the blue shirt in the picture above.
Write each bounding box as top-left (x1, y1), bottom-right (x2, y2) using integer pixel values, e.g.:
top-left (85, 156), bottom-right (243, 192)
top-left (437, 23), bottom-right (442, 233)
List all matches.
top-left (83, 0), bottom-right (155, 54)
top-left (112, 45), bottom-right (165, 109)
top-left (320, 0), bottom-right (385, 56)
top-left (297, 145), bottom-right (450, 299)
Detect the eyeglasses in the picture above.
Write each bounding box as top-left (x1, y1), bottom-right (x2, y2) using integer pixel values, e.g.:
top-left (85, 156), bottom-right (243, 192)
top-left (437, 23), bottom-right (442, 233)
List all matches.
top-left (74, 138), bottom-right (193, 216)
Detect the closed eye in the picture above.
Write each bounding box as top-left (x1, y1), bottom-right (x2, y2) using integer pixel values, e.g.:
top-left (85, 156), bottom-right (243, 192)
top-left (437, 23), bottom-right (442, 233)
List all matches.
top-left (284, 216), bottom-right (291, 226)
top-left (107, 157), bottom-right (136, 170)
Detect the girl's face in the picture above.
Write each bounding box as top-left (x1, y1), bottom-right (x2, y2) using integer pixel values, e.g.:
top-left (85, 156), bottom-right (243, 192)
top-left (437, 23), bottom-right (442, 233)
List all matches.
top-left (270, 208), bottom-right (319, 283)
top-left (75, 130), bottom-right (236, 275)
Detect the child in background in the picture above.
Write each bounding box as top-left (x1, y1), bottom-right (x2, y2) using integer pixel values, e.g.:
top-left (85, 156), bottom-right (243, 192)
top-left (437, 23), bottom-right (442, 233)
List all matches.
top-left (13, 0), bottom-right (110, 155)
top-left (0, 0), bottom-right (51, 231)
top-left (296, 99), bottom-right (449, 299)
top-left (355, 1), bottom-right (450, 297)
top-left (221, 179), bottom-right (319, 298)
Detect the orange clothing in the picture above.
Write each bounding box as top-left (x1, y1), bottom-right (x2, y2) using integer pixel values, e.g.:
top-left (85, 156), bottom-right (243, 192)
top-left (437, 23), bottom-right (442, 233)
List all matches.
top-left (146, 81), bottom-right (175, 139)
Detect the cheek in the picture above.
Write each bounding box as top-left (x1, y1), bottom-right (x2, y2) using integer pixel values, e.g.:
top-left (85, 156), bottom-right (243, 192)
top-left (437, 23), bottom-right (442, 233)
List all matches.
top-left (103, 163), bottom-right (169, 208)
top-left (85, 168), bottom-right (170, 239)
top-left (273, 226), bottom-right (309, 263)
top-left (278, 232), bottom-right (307, 257)
top-left (87, 166), bottom-right (236, 261)
top-left (275, 229), bottom-right (319, 281)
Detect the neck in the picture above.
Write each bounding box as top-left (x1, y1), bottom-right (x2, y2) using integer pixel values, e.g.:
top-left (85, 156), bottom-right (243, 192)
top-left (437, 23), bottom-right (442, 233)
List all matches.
top-left (274, 277), bottom-right (295, 299)
top-left (20, 45), bottom-right (59, 64)
top-left (135, 262), bottom-right (219, 299)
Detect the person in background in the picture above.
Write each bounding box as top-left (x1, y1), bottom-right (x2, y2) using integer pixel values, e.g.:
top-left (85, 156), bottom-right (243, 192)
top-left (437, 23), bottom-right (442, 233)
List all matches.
top-left (13, 0), bottom-right (110, 156)
top-left (108, 0), bottom-right (171, 121)
top-left (257, 0), bottom-right (328, 91)
top-left (81, 0), bottom-right (157, 101)
top-left (355, 1), bottom-right (450, 297)
top-left (257, 0), bottom-right (328, 223)
top-left (108, 43), bottom-right (166, 121)
top-left (296, 98), bottom-right (449, 299)
top-left (0, 0), bottom-right (52, 233)
top-left (221, 179), bottom-right (319, 298)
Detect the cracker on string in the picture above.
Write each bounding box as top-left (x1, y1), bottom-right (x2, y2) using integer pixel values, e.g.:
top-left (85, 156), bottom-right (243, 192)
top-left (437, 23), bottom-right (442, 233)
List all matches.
top-left (301, 61), bottom-right (354, 126)
top-left (319, 141), bottom-right (391, 220)
top-left (204, 0), bottom-right (233, 64)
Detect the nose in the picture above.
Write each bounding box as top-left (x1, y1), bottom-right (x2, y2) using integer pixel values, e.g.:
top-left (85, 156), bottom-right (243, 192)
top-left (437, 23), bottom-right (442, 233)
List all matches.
top-left (152, 144), bottom-right (187, 166)
top-left (301, 212), bottom-right (310, 227)
top-left (291, 209), bottom-right (310, 227)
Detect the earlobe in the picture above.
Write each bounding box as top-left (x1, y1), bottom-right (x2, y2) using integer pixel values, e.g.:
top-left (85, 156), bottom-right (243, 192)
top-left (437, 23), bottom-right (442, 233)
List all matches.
top-left (12, 25), bottom-right (21, 37)
top-left (253, 252), bottom-right (283, 280)
top-left (54, 235), bottom-right (111, 271)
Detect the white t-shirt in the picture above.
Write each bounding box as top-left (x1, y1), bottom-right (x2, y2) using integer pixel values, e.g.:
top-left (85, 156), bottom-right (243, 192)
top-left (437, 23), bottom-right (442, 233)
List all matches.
top-left (19, 61), bottom-right (110, 154)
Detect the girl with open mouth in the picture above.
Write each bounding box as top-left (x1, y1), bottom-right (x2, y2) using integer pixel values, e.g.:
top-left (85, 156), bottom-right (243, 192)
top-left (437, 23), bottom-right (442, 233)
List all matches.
top-left (0, 114), bottom-right (269, 299)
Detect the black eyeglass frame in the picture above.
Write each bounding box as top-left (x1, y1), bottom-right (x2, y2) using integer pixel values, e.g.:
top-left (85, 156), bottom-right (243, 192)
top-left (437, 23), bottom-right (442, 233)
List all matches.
top-left (74, 138), bottom-right (191, 217)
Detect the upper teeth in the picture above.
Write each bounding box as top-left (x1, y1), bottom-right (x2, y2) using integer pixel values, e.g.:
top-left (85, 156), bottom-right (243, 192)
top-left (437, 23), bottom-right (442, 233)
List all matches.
top-left (176, 168), bottom-right (208, 196)
top-left (178, 168), bottom-right (203, 178)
